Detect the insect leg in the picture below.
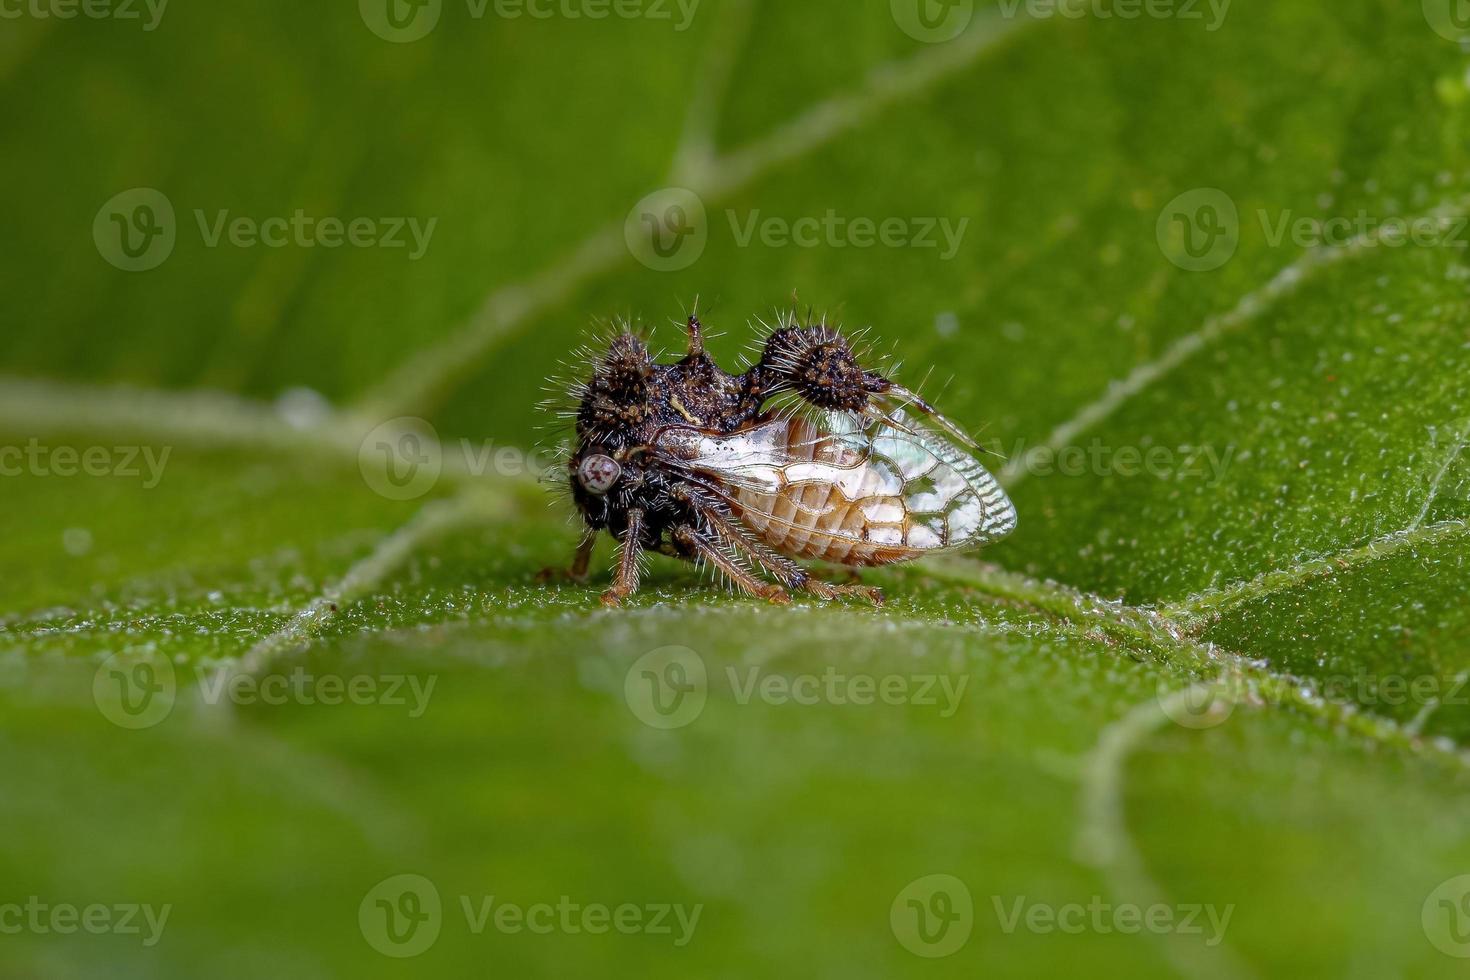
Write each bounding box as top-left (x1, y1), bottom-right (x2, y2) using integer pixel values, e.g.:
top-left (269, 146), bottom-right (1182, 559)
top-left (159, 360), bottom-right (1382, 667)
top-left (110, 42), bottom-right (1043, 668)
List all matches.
top-left (535, 527), bottom-right (598, 584)
top-left (723, 527), bottom-right (884, 607)
top-left (569, 527), bottom-right (597, 581)
top-left (676, 486), bottom-right (883, 605)
top-left (672, 525), bottom-right (790, 605)
top-left (601, 509), bottom-right (647, 607)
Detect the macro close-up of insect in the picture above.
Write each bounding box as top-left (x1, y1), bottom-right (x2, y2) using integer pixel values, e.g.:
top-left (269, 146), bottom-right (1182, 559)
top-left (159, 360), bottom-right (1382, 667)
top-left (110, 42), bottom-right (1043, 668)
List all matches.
top-left (551, 312), bottom-right (1018, 606)
top-left (9, 2), bottom-right (1469, 975)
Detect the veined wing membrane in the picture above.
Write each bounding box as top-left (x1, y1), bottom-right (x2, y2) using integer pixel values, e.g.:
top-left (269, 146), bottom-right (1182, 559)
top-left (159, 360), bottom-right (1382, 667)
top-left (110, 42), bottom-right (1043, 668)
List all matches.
top-left (655, 409), bottom-right (1016, 556)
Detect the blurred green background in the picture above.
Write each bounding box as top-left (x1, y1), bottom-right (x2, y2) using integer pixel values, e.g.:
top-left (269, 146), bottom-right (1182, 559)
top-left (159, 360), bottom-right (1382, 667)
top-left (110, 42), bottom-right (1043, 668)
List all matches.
top-left (3, 0), bottom-right (1470, 976)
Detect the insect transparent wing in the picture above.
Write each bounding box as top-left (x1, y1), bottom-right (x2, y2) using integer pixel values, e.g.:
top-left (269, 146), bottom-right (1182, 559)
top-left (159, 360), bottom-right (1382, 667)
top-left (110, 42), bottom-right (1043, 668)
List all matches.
top-left (863, 406), bottom-right (1017, 549)
top-left (655, 408), bottom-right (1016, 555)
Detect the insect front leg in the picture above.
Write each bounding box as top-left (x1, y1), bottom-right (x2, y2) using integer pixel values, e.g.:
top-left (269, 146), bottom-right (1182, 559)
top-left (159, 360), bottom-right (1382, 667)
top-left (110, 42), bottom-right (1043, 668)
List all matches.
top-left (536, 527), bottom-right (598, 584)
top-left (569, 528), bottom-right (597, 580)
top-left (671, 525), bottom-right (790, 605)
top-left (602, 508), bottom-right (647, 607)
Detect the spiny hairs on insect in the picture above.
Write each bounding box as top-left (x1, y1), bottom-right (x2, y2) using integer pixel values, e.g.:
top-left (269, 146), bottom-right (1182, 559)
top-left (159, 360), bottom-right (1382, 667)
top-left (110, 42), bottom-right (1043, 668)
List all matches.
top-left (535, 315), bottom-right (656, 454)
top-left (746, 309), bottom-right (893, 383)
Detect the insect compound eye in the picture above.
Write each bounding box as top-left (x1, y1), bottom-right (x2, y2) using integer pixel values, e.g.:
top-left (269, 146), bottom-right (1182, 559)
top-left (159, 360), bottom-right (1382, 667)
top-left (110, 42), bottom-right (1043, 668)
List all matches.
top-left (577, 454), bottom-right (622, 495)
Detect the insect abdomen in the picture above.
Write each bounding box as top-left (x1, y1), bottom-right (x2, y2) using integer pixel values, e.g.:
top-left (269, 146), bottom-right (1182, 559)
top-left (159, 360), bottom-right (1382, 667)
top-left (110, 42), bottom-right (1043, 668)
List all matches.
top-left (730, 417), bottom-right (919, 566)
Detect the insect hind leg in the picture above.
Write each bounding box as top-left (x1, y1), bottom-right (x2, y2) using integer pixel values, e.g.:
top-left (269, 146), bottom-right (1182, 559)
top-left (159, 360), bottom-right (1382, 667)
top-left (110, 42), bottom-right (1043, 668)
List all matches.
top-left (677, 487), bottom-right (884, 606)
top-left (673, 525), bottom-right (790, 604)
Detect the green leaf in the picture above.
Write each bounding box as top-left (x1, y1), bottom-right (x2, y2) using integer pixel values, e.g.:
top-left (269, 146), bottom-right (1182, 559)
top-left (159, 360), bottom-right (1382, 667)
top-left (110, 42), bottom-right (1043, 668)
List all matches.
top-left (4, 1), bottom-right (1470, 977)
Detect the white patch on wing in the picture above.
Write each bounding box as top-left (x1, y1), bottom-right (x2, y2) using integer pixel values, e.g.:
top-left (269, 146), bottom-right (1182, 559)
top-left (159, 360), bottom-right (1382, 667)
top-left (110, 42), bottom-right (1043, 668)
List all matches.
top-left (861, 500), bottom-right (906, 524)
top-left (869, 526), bottom-right (903, 545)
top-left (947, 493), bottom-right (983, 540)
top-left (906, 525), bottom-right (943, 549)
